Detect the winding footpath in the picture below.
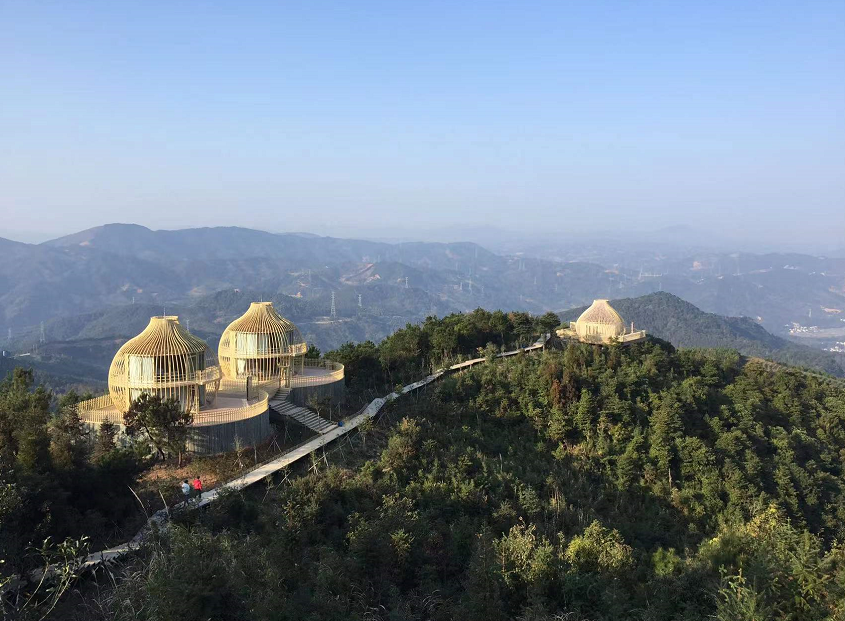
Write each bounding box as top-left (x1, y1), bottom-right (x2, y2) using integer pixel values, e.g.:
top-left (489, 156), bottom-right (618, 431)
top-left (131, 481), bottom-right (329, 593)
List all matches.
top-left (27, 336), bottom-right (550, 582)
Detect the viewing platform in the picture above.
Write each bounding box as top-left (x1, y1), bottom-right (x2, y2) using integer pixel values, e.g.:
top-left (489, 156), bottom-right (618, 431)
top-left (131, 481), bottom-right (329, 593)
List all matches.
top-left (78, 359), bottom-right (345, 454)
top-left (557, 299), bottom-right (647, 345)
top-left (76, 303), bottom-right (345, 455)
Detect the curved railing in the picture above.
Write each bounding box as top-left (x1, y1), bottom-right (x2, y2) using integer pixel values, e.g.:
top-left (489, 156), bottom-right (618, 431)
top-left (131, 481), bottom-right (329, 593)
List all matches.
top-left (219, 342), bottom-right (308, 358)
top-left (79, 403), bottom-right (124, 425)
top-left (109, 366), bottom-right (222, 389)
top-left (219, 376), bottom-right (281, 394)
top-left (291, 359), bottom-right (345, 387)
top-left (78, 389), bottom-right (270, 427)
top-left (218, 360), bottom-right (344, 389)
top-left (77, 394), bottom-right (115, 414)
top-left (191, 390), bottom-right (269, 427)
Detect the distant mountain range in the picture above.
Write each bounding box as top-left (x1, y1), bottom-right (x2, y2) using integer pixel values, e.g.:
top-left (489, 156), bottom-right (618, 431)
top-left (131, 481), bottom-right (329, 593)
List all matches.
top-left (2, 224), bottom-right (845, 350)
top-left (559, 292), bottom-right (845, 377)
top-left (0, 223), bottom-right (629, 333)
top-left (4, 289), bottom-right (843, 396)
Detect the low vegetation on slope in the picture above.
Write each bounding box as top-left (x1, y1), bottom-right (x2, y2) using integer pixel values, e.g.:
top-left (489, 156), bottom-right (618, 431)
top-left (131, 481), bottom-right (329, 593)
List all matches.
top-left (0, 309), bottom-right (555, 600)
top-left (81, 339), bottom-right (845, 620)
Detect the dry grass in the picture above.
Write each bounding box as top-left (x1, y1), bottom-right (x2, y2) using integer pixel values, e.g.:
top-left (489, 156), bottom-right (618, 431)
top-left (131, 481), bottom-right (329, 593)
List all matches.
top-left (86, 420), bottom-right (316, 551)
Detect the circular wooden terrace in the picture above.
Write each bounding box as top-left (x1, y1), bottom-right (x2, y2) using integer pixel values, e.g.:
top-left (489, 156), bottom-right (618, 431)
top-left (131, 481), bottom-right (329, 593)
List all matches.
top-left (78, 385), bottom-right (270, 427)
top-left (77, 359), bottom-right (344, 453)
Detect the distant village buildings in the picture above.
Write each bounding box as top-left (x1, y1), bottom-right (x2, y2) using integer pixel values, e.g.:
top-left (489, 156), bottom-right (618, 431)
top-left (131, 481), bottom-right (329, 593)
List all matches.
top-left (557, 299), bottom-right (647, 345)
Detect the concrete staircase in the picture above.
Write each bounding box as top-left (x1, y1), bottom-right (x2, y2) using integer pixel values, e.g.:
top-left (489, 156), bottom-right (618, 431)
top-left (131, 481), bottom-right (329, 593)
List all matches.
top-left (268, 387), bottom-right (336, 434)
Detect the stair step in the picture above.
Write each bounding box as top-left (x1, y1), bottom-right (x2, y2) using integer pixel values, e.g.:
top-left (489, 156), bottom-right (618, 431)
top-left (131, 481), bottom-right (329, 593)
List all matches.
top-left (267, 390), bottom-right (337, 434)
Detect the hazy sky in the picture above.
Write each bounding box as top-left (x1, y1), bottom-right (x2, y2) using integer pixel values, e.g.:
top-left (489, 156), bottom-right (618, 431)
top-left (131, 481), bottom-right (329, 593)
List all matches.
top-left (2, 1), bottom-right (844, 244)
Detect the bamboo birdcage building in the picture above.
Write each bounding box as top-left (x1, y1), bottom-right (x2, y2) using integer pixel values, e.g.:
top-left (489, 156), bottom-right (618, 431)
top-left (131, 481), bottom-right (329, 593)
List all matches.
top-left (556, 299), bottom-right (647, 345)
top-left (78, 304), bottom-right (343, 455)
top-left (108, 316), bottom-right (222, 414)
top-left (218, 302), bottom-right (307, 384)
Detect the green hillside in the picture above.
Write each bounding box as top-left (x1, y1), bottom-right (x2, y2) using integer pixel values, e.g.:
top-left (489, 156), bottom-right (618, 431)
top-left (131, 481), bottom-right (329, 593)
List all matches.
top-left (80, 338), bottom-right (845, 620)
top-left (0, 354), bottom-right (106, 395)
top-left (560, 291), bottom-right (845, 376)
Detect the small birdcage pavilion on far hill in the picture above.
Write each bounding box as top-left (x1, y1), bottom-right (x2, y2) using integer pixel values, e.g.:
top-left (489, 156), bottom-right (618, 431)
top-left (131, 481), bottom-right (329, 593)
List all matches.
top-left (557, 299), bottom-right (647, 345)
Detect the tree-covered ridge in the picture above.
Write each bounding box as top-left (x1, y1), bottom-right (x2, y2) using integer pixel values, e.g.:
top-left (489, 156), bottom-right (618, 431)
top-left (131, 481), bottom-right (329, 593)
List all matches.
top-left (326, 307), bottom-right (560, 397)
top-left (0, 369), bottom-right (142, 580)
top-left (91, 340), bottom-right (845, 620)
top-left (560, 291), bottom-right (845, 376)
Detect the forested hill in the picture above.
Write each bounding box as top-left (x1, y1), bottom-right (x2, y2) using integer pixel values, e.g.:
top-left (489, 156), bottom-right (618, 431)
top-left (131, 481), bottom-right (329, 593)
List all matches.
top-left (0, 354), bottom-right (105, 394)
top-left (560, 291), bottom-right (845, 376)
top-left (81, 338), bottom-right (845, 620)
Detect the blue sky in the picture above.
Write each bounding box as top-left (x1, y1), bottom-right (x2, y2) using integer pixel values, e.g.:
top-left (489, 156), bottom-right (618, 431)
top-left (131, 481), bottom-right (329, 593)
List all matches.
top-left (1, 1), bottom-right (843, 244)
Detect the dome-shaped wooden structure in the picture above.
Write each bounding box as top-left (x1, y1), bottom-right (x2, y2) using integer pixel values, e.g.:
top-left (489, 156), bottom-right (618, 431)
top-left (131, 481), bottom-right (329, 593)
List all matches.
top-left (574, 299), bottom-right (625, 343)
top-left (218, 302), bottom-right (307, 382)
top-left (108, 316), bottom-right (221, 414)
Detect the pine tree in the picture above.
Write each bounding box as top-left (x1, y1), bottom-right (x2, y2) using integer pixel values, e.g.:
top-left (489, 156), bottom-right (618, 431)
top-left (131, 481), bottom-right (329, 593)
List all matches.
top-left (93, 420), bottom-right (118, 460)
top-left (0, 368), bottom-right (52, 473)
top-left (574, 389), bottom-right (596, 441)
top-left (124, 393), bottom-right (193, 465)
top-left (650, 393), bottom-right (684, 488)
top-left (49, 404), bottom-right (88, 470)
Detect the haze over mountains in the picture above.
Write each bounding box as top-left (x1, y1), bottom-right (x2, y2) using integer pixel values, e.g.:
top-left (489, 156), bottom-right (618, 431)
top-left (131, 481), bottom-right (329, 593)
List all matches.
top-left (4, 224), bottom-right (845, 326)
top-left (0, 223), bottom-right (639, 332)
top-left (3, 223), bottom-right (845, 385)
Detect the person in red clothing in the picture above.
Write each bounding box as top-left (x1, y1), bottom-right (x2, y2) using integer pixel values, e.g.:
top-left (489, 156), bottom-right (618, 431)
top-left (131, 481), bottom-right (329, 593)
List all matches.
top-left (192, 475), bottom-right (203, 500)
